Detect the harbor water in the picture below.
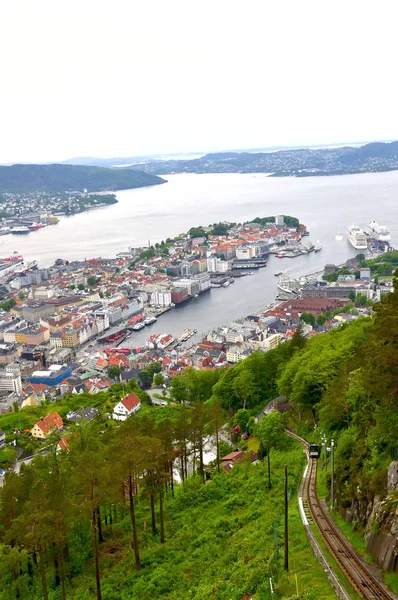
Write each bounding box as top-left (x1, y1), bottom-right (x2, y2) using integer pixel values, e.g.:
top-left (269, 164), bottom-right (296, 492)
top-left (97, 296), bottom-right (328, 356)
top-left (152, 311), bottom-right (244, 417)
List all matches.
top-left (2, 171), bottom-right (398, 344)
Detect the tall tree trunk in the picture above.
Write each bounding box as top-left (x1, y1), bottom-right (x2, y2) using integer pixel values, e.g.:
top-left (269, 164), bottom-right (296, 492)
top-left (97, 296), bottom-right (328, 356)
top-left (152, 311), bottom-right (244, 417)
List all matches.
top-left (150, 492), bottom-right (157, 534)
top-left (184, 445), bottom-right (188, 479)
top-left (170, 461), bottom-right (174, 497)
top-left (58, 548), bottom-right (67, 600)
top-left (180, 455), bottom-right (185, 482)
top-left (63, 543), bottom-right (72, 585)
top-left (38, 544), bottom-right (49, 600)
top-left (159, 483), bottom-right (165, 544)
top-left (128, 475), bottom-right (141, 571)
top-left (109, 505), bottom-right (113, 525)
top-left (53, 550), bottom-right (60, 588)
top-left (97, 506), bottom-right (104, 543)
top-left (267, 442), bottom-right (271, 489)
top-left (216, 424), bottom-right (220, 473)
top-left (91, 509), bottom-right (102, 600)
top-left (199, 436), bottom-right (204, 482)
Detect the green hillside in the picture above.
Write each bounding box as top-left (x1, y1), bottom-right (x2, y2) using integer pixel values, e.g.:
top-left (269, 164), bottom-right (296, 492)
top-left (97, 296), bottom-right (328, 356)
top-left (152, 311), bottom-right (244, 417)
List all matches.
top-left (0, 164), bottom-right (166, 193)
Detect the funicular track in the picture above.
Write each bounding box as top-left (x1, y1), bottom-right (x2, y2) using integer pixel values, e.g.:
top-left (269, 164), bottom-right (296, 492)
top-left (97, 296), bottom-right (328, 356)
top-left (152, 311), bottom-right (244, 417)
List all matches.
top-left (287, 430), bottom-right (396, 600)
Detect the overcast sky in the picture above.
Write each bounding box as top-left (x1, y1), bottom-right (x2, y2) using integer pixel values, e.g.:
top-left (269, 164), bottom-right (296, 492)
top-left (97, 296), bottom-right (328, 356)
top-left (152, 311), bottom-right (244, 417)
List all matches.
top-left (1, 0), bottom-right (397, 163)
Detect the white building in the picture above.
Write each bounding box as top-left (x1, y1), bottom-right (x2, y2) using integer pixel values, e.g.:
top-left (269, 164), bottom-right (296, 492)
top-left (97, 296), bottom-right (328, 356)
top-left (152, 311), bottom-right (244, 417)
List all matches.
top-left (226, 346), bottom-right (243, 363)
top-left (275, 215), bottom-right (284, 226)
top-left (0, 364), bottom-right (22, 394)
top-left (151, 289), bottom-right (172, 307)
top-left (113, 392), bottom-right (141, 421)
top-left (192, 273), bottom-right (211, 292)
top-left (236, 246), bottom-right (257, 260)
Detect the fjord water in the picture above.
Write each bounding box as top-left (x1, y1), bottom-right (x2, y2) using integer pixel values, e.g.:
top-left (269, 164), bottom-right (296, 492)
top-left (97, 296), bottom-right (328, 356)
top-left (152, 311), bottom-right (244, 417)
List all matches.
top-left (3, 171), bottom-right (398, 341)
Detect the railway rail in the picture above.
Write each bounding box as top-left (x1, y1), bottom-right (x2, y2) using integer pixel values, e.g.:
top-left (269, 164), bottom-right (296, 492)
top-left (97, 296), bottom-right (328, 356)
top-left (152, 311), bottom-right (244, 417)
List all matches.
top-left (287, 430), bottom-right (396, 600)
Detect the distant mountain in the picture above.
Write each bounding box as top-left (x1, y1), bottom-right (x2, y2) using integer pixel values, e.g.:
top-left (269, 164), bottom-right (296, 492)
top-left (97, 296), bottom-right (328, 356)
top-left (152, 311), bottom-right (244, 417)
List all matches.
top-left (121, 140), bottom-right (398, 178)
top-left (0, 164), bottom-right (166, 193)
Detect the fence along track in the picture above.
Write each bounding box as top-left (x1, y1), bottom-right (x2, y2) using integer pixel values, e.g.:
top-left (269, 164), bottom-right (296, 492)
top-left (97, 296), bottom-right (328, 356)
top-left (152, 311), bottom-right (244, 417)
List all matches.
top-left (287, 430), bottom-right (396, 600)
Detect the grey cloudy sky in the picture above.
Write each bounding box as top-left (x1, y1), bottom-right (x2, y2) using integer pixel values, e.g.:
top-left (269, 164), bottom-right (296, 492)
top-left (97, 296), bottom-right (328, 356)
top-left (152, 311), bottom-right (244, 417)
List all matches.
top-left (1, 0), bottom-right (397, 163)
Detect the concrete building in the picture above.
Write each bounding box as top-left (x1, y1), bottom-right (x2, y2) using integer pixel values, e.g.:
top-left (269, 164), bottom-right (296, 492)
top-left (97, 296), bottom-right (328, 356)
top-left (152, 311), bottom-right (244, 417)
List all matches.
top-left (275, 215), bottom-right (284, 226)
top-left (0, 343), bottom-right (23, 365)
top-left (25, 327), bottom-right (50, 346)
top-left (236, 246), bottom-right (258, 260)
top-left (171, 287), bottom-right (189, 304)
top-left (192, 272), bottom-right (211, 292)
top-left (23, 303), bottom-right (54, 324)
top-left (151, 289), bottom-right (172, 307)
top-left (61, 330), bottom-right (79, 348)
top-left (0, 364), bottom-right (22, 395)
top-left (226, 346), bottom-right (243, 363)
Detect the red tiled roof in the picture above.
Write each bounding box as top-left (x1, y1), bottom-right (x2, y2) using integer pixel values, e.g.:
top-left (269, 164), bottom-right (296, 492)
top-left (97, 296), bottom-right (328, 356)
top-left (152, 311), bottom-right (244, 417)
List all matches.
top-left (121, 392), bottom-right (141, 411)
top-left (221, 451), bottom-right (246, 462)
top-left (58, 438), bottom-right (69, 451)
top-left (35, 412), bottom-right (63, 433)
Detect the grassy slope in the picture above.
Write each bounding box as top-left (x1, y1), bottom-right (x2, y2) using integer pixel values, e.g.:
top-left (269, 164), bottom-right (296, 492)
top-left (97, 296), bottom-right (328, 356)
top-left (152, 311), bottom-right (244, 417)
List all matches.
top-left (66, 445), bottom-right (335, 600)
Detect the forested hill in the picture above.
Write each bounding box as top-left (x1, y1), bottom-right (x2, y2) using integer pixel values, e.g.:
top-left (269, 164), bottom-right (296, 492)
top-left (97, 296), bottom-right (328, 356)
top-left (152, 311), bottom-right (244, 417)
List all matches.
top-left (0, 164), bottom-right (166, 193)
top-left (125, 140), bottom-right (398, 177)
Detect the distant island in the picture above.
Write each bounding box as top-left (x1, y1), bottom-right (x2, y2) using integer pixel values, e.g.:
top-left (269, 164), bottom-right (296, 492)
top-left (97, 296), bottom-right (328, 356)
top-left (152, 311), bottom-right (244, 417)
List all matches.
top-left (119, 140), bottom-right (398, 178)
top-left (0, 164), bottom-right (166, 194)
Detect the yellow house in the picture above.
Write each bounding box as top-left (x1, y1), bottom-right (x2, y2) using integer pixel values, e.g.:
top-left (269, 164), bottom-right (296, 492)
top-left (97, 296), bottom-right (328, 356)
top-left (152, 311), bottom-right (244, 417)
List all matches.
top-left (31, 412), bottom-right (63, 440)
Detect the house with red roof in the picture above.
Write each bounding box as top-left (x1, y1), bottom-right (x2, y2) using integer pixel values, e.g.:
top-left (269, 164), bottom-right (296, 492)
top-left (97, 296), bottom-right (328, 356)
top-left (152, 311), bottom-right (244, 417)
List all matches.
top-left (221, 450), bottom-right (257, 472)
top-left (31, 412), bottom-right (64, 440)
top-left (113, 392), bottom-right (141, 421)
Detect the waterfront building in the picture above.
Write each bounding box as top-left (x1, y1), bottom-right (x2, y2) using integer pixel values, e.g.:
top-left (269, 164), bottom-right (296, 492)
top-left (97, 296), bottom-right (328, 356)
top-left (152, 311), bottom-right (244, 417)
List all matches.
top-left (151, 289), bottom-right (172, 307)
top-left (171, 287), bottom-right (189, 304)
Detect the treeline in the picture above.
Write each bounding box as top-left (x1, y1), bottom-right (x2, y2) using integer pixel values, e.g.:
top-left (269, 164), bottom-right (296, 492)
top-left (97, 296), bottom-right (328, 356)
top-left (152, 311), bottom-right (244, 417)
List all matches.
top-left (0, 390), bottom-right (228, 600)
top-left (250, 215), bottom-right (300, 229)
top-left (277, 275), bottom-right (398, 511)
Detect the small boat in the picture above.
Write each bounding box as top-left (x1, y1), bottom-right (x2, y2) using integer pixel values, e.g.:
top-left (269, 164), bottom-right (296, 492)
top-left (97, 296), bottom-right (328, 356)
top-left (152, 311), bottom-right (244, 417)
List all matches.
top-left (314, 241), bottom-right (322, 252)
top-left (276, 254), bottom-right (285, 258)
top-left (144, 316), bottom-right (157, 325)
top-left (274, 271), bottom-right (283, 276)
top-left (132, 323), bottom-right (145, 331)
top-left (336, 232), bottom-right (343, 240)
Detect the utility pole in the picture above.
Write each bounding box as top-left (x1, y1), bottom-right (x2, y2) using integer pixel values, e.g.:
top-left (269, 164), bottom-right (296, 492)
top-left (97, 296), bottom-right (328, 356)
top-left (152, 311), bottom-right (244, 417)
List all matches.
top-left (331, 439), bottom-right (335, 509)
top-left (323, 436), bottom-right (327, 470)
top-left (284, 464), bottom-right (288, 571)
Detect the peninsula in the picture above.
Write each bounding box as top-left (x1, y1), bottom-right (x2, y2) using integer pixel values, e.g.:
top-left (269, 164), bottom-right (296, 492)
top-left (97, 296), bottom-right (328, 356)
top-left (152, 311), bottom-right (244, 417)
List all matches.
top-left (0, 163), bottom-right (166, 194)
top-left (121, 140), bottom-right (398, 178)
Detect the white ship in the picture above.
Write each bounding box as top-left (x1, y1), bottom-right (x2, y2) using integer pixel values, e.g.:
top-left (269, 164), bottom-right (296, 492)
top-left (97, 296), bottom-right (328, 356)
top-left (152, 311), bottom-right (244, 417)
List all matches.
top-left (366, 221), bottom-right (391, 243)
top-left (14, 260), bottom-right (38, 274)
top-left (314, 241), bottom-right (322, 252)
top-left (11, 226), bottom-right (30, 235)
top-left (336, 232), bottom-right (343, 240)
top-left (277, 273), bottom-right (298, 295)
top-left (132, 322), bottom-right (145, 330)
top-left (347, 225), bottom-right (368, 250)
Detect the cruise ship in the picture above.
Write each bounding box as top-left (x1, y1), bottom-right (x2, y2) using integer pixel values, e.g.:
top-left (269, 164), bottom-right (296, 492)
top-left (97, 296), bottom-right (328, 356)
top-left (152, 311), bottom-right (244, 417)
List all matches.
top-left (347, 226), bottom-right (367, 250)
top-left (366, 221), bottom-right (391, 243)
